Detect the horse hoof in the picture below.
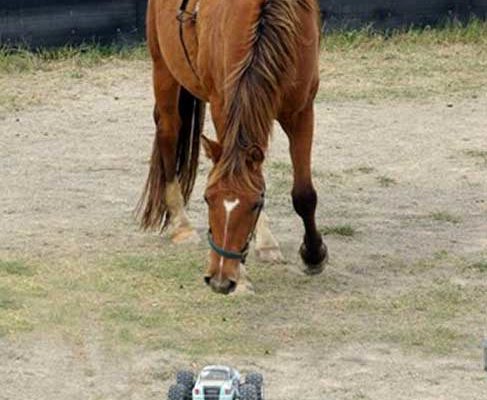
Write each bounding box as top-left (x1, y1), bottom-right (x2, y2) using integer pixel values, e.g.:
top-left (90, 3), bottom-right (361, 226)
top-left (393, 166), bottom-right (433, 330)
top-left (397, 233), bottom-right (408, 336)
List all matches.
top-left (299, 240), bottom-right (328, 275)
top-left (170, 227), bottom-right (200, 245)
top-left (255, 246), bottom-right (284, 264)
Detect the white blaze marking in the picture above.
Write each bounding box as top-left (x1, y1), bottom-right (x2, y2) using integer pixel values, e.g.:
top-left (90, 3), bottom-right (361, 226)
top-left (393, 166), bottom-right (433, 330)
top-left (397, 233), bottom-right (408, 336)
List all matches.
top-left (218, 198), bottom-right (240, 279)
top-left (224, 198), bottom-right (240, 214)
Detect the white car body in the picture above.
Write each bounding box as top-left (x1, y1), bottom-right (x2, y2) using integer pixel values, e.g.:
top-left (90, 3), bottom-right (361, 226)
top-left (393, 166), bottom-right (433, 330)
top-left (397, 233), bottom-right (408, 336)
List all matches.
top-left (192, 365), bottom-right (241, 400)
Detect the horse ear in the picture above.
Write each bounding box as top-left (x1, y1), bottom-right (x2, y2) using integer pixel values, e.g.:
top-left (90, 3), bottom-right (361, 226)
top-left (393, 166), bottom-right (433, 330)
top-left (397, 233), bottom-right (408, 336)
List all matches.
top-left (246, 145), bottom-right (265, 170)
top-left (201, 135), bottom-right (222, 164)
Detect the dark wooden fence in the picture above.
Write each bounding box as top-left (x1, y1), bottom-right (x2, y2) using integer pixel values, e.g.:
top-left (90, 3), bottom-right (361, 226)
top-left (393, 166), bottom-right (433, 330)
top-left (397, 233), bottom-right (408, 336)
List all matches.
top-left (1, 0), bottom-right (486, 48)
top-left (0, 0), bottom-right (147, 47)
top-left (320, 0), bottom-right (487, 29)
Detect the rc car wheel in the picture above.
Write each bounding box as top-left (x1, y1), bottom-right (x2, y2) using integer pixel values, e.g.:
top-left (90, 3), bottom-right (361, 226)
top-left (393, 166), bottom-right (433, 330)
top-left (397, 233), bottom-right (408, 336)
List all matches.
top-left (176, 370), bottom-right (195, 398)
top-left (176, 370), bottom-right (195, 389)
top-left (239, 383), bottom-right (258, 400)
top-left (168, 384), bottom-right (187, 400)
top-left (245, 372), bottom-right (263, 400)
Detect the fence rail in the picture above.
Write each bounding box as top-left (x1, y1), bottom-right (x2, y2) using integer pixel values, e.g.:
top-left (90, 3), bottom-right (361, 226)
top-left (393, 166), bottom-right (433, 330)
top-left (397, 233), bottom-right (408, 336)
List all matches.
top-left (0, 0), bottom-right (486, 48)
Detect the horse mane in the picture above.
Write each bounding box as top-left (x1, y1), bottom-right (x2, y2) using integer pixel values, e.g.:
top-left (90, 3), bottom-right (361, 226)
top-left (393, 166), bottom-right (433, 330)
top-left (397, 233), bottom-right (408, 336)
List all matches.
top-left (209, 0), bottom-right (317, 191)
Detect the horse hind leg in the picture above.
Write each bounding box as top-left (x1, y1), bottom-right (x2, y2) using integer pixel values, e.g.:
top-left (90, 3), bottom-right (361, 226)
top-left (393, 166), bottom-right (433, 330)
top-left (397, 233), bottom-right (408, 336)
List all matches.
top-left (139, 57), bottom-right (199, 245)
top-left (165, 181), bottom-right (199, 244)
top-left (255, 212), bottom-right (283, 263)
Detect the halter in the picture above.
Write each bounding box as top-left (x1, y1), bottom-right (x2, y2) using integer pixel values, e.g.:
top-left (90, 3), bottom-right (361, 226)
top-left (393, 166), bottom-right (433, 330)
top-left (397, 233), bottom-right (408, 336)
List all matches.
top-left (207, 192), bottom-right (265, 264)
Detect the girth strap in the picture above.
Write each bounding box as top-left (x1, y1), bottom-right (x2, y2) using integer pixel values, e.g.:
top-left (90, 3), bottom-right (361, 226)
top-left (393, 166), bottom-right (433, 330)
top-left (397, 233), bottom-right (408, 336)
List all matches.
top-left (177, 0), bottom-right (200, 80)
top-left (179, 0), bottom-right (191, 12)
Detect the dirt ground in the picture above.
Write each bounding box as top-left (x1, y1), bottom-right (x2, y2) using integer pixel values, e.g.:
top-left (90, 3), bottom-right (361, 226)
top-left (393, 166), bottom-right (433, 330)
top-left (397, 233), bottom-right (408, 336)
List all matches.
top-left (1, 55), bottom-right (487, 400)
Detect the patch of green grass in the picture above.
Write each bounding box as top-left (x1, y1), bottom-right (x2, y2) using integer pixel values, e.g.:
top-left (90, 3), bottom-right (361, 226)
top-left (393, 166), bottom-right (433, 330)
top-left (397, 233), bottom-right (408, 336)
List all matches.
top-left (433, 250), bottom-right (449, 259)
top-left (268, 160), bottom-right (292, 173)
top-left (82, 251), bottom-right (282, 355)
top-left (357, 166), bottom-right (375, 174)
top-left (468, 260), bottom-right (487, 272)
top-left (391, 284), bottom-right (467, 318)
top-left (0, 43), bottom-right (148, 74)
top-left (0, 48), bottom-right (39, 73)
top-left (267, 161), bottom-right (293, 200)
top-left (323, 18), bottom-right (487, 51)
top-left (376, 175), bottom-right (397, 187)
top-left (376, 282), bottom-right (475, 354)
top-left (0, 288), bottom-right (20, 310)
top-left (464, 149), bottom-right (487, 165)
top-left (0, 260), bottom-right (34, 276)
top-left (285, 278), bottom-right (480, 355)
top-left (0, 286), bottom-right (34, 337)
top-left (344, 166), bottom-right (375, 175)
top-left (430, 211), bottom-right (462, 224)
top-left (0, 314), bottom-right (33, 337)
top-left (0, 258), bottom-right (49, 337)
top-left (383, 325), bottom-right (463, 355)
top-left (0, 249), bottom-right (484, 357)
top-left (322, 224), bottom-right (356, 237)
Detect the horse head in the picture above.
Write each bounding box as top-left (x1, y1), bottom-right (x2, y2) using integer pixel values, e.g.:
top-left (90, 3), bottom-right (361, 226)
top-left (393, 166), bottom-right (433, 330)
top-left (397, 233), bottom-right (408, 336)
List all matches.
top-left (201, 136), bottom-right (265, 294)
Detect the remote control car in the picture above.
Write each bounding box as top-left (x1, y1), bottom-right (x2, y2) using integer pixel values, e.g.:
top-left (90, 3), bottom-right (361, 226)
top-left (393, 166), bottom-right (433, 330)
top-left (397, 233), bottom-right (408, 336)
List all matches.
top-left (168, 365), bottom-right (264, 400)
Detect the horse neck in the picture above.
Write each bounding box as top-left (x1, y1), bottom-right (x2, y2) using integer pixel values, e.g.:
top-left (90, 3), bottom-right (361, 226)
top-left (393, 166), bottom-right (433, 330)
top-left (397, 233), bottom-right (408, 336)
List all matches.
top-left (218, 0), bottom-right (302, 169)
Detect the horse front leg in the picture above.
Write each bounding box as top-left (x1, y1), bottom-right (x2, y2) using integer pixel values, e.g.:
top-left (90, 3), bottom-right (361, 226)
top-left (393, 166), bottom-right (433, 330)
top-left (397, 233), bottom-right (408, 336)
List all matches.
top-left (279, 105), bottom-right (328, 274)
top-left (255, 212), bottom-right (283, 263)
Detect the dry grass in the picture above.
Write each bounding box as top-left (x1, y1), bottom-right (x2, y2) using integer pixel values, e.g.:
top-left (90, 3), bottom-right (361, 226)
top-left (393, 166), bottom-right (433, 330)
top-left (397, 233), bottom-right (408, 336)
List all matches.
top-left (0, 44), bottom-right (149, 117)
top-left (0, 44), bottom-right (148, 74)
top-left (1, 20), bottom-right (487, 117)
top-left (318, 19), bottom-right (487, 101)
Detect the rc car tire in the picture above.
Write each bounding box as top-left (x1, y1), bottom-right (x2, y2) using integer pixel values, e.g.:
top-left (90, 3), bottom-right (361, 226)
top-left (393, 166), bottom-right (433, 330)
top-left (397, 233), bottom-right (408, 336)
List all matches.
top-left (168, 384), bottom-right (187, 400)
top-left (245, 373), bottom-right (263, 400)
top-left (176, 370), bottom-right (195, 390)
top-left (239, 384), bottom-right (258, 400)
top-left (176, 370), bottom-right (195, 399)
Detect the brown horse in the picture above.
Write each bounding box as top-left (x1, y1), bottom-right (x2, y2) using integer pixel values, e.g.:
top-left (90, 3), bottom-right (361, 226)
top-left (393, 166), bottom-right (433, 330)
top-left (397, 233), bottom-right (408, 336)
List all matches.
top-left (138, 0), bottom-right (328, 294)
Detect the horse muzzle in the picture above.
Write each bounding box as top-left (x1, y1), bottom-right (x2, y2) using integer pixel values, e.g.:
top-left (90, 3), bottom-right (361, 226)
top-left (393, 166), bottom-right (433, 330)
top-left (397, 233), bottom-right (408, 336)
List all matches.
top-left (204, 275), bottom-right (238, 295)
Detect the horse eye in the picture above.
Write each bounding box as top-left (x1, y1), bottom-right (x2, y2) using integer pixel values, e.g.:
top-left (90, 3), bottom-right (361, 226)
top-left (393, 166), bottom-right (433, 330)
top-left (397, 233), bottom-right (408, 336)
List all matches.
top-left (204, 195), bottom-right (209, 204)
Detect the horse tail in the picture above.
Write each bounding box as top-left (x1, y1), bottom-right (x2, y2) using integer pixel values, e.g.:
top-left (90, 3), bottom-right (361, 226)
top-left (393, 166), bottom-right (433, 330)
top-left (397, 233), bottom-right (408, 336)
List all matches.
top-left (137, 87), bottom-right (206, 231)
top-left (215, 0), bottom-right (307, 187)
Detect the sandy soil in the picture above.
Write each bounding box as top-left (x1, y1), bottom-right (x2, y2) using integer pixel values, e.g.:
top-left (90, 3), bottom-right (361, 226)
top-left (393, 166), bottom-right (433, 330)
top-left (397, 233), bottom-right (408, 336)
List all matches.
top-left (1, 62), bottom-right (486, 399)
top-left (1, 336), bottom-right (485, 400)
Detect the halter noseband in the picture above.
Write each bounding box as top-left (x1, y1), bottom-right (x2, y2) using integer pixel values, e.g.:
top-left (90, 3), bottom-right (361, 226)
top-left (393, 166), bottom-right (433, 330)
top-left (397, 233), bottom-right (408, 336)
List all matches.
top-left (207, 192), bottom-right (265, 264)
top-left (208, 231), bottom-right (250, 262)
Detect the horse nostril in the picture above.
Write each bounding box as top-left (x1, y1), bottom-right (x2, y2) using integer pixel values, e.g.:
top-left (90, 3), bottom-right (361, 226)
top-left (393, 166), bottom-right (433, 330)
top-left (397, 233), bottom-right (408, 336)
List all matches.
top-left (204, 276), bottom-right (211, 286)
top-left (228, 280), bottom-right (237, 293)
